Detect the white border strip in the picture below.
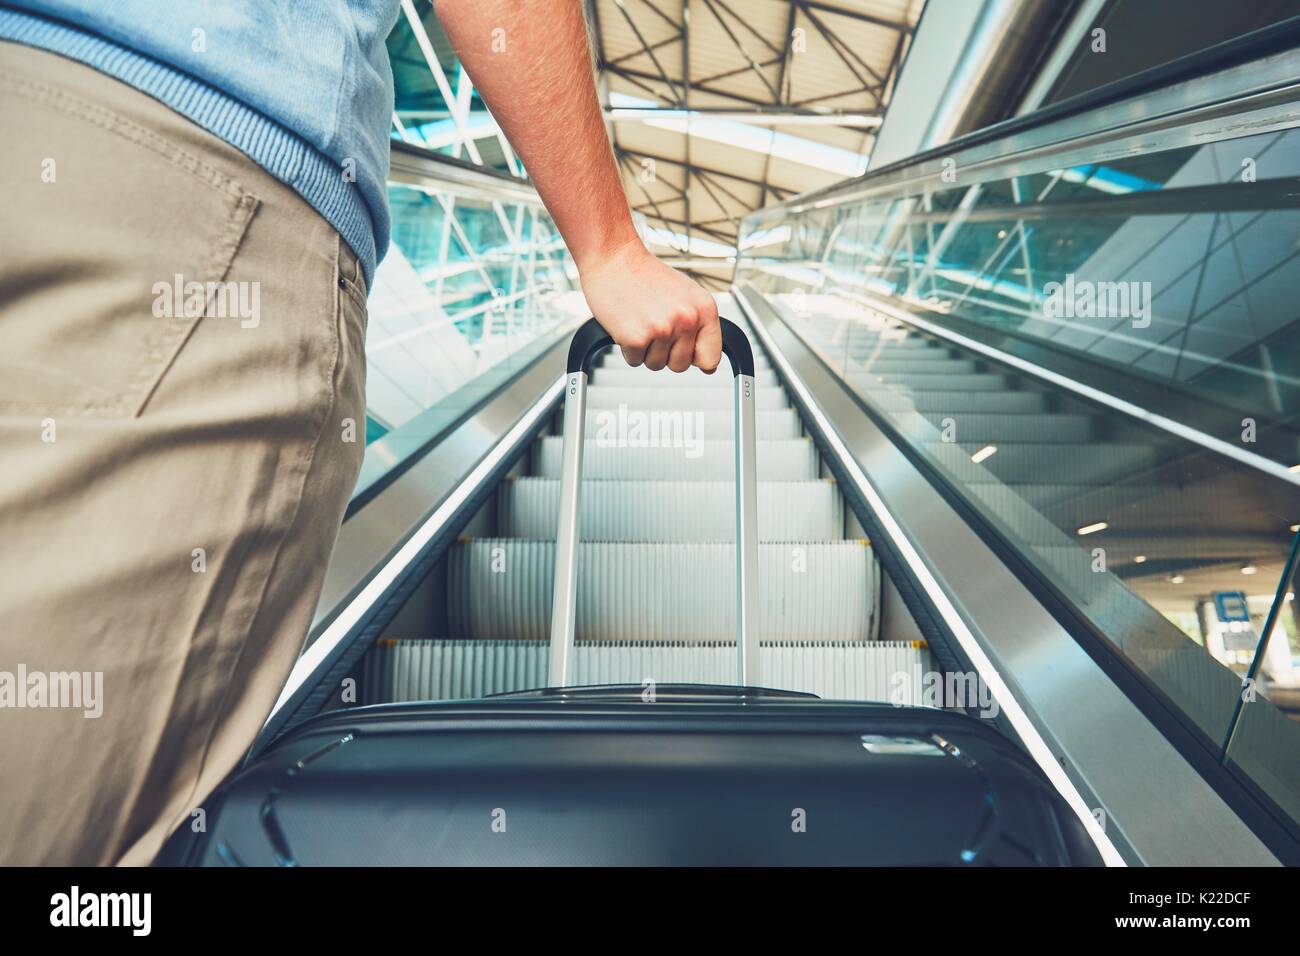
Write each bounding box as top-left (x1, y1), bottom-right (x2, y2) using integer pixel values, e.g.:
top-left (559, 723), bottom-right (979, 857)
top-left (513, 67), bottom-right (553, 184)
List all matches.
top-left (735, 286), bottom-right (1127, 866)
top-left (265, 375), bottom-right (566, 726)
top-left (853, 291), bottom-right (1300, 488)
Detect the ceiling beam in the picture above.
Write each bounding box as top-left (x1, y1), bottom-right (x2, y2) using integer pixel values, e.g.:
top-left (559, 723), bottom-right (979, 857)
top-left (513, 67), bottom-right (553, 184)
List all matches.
top-left (798, 2), bottom-right (885, 92)
top-left (640, 212), bottom-right (737, 243)
top-left (692, 167), bottom-right (741, 229)
top-left (636, 0), bottom-right (682, 33)
top-left (700, 0), bottom-right (782, 101)
top-left (789, 85), bottom-right (883, 108)
top-left (617, 152), bottom-right (690, 253)
top-left (615, 146), bottom-right (790, 197)
top-left (604, 33), bottom-right (680, 67)
top-left (759, 0), bottom-right (798, 209)
top-left (610, 0), bottom-right (685, 105)
top-left (682, 0), bottom-right (691, 259)
top-left (697, 167), bottom-right (762, 212)
top-left (602, 63), bottom-right (770, 107)
top-left (691, 55), bottom-right (784, 87)
top-left (710, 0), bottom-right (785, 57)
top-left (797, 0), bottom-right (914, 32)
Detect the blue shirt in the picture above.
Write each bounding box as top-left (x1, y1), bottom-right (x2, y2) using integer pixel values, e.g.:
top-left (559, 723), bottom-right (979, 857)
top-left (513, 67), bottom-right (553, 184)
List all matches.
top-left (1, 1), bottom-right (401, 286)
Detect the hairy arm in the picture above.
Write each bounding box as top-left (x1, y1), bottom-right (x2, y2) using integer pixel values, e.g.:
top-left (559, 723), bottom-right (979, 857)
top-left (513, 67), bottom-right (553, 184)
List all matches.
top-left (433, 0), bottom-right (721, 372)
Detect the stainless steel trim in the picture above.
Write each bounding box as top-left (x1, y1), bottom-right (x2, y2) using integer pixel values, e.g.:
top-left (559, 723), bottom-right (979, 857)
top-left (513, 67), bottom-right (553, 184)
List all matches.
top-left (547, 370), bottom-right (589, 687)
top-left (734, 282), bottom-right (1279, 867)
top-left (388, 141), bottom-right (544, 206)
top-left (734, 372), bottom-right (760, 685)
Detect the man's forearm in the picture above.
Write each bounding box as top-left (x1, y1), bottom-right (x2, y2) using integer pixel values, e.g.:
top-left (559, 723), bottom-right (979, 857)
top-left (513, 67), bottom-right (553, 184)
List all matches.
top-left (434, 0), bottom-right (639, 274)
top-left (434, 0), bottom-right (721, 374)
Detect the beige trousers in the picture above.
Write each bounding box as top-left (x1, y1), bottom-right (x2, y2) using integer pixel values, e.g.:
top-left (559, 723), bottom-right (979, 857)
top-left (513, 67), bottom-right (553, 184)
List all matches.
top-left (0, 43), bottom-right (368, 865)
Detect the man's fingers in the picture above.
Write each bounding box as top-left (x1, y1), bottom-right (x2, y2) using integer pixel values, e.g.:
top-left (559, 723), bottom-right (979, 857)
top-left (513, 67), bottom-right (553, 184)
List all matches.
top-left (693, 313), bottom-right (722, 374)
top-left (621, 345), bottom-right (646, 367)
top-left (667, 329), bottom-right (697, 373)
top-left (643, 336), bottom-right (671, 371)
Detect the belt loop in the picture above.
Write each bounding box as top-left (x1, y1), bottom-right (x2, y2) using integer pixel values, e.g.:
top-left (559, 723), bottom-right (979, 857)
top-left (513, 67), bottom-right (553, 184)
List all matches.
top-left (338, 236), bottom-right (366, 298)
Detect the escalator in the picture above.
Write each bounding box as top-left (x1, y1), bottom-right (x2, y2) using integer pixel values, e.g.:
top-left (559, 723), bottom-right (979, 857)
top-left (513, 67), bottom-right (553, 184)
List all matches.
top-left (162, 310), bottom-right (1109, 867)
top-left (359, 299), bottom-right (930, 703)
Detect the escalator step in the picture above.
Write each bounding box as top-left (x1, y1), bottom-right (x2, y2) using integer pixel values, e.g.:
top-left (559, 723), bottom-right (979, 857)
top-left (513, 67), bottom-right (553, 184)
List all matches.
top-left (365, 638), bottom-right (929, 703)
top-left (854, 371), bottom-right (1011, 392)
top-left (925, 441), bottom-right (1159, 484)
top-left (498, 478), bottom-right (843, 541)
top-left (892, 410), bottom-right (1097, 443)
top-left (846, 357), bottom-right (980, 374)
top-left (585, 407), bottom-right (802, 440)
top-left (586, 386), bottom-right (789, 409)
top-left (533, 437), bottom-right (819, 480)
top-left (446, 540), bottom-right (877, 642)
top-left (862, 390), bottom-right (1045, 413)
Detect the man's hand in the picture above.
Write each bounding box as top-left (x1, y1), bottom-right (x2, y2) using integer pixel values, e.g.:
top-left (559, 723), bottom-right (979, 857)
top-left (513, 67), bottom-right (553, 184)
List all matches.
top-left (579, 239), bottom-right (721, 374)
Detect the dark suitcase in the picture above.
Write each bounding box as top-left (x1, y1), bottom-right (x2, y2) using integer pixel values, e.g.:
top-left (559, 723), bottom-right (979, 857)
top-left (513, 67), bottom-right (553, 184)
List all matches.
top-left (160, 688), bottom-right (1102, 866)
top-left (159, 320), bottom-right (1104, 866)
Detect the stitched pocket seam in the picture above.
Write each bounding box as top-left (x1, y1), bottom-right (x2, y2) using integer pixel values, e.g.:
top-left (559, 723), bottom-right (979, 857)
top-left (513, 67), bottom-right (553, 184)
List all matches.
top-left (0, 72), bottom-right (261, 417)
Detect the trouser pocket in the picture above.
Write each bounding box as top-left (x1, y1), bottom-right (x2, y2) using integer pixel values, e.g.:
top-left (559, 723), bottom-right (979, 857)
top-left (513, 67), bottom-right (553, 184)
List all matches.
top-left (0, 69), bottom-right (258, 417)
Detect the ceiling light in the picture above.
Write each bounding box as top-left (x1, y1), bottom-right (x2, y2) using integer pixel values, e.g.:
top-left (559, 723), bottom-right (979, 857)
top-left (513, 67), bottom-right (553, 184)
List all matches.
top-left (1077, 521), bottom-right (1109, 535)
top-left (1133, 555), bottom-right (1147, 564)
top-left (1290, 463), bottom-right (1300, 473)
top-left (970, 445), bottom-right (997, 464)
top-left (1169, 574), bottom-right (1185, 584)
top-left (1240, 564), bottom-right (1258, 575)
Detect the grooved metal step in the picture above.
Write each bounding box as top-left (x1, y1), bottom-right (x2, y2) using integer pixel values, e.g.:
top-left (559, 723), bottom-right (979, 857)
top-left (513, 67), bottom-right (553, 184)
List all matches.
top-left (365, 639), bottom-right (929, 703)
top-left (906, 412), bottom-right (1097, 443)
top-left (805, 328), bottom-right (942, 350)
top-left (446, 540), bottom-right (878, 641)
top-left (846, 357), bottom-right (980, 375)
top-left (854, 372), bottom-right (1012, 392)
top-left (925, 441), bottom-right (1159, 484)
top-left (533, 437), bottom-right (819, 480)
top-left (586, 386), bottom-right (789, 410)
top-left (585, 407), bottom-right (802, 439)
top-left (499, 478), bottom-right (843, 541)
top-left (864, 390), bottom-right (1046, 414)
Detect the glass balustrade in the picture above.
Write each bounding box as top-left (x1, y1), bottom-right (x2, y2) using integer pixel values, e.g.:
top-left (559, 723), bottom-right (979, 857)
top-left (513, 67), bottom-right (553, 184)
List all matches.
top-left (353, 153), bottom-right (588, 503)
top-left (736, 45), bottom-right (1300, 833)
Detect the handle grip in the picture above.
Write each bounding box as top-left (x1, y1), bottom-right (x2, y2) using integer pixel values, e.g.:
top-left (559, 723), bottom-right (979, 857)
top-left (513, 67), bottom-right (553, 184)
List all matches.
top-left (566, 316), bottom-right (757, 377)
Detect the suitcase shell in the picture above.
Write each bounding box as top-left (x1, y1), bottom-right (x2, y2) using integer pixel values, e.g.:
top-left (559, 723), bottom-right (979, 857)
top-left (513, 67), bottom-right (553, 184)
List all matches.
top-left (159, 690), bottom-right (1103, 866)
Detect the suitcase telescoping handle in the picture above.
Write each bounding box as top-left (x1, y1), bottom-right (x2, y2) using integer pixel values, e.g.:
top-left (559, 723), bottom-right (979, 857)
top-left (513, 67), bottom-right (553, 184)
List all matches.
top-left (547, 317), bottom-right (761, 688)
